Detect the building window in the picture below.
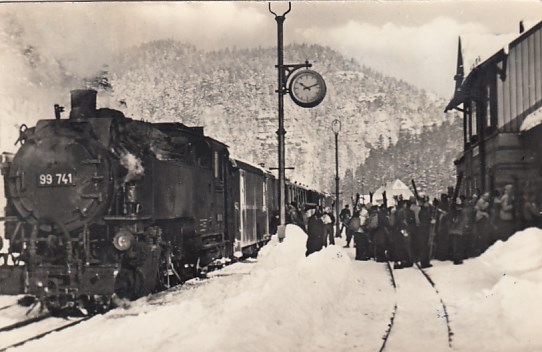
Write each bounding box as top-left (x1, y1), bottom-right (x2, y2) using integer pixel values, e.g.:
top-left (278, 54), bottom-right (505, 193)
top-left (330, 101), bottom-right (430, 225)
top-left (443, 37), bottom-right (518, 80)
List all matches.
top-left (470, 100), bottom-right (478, 142)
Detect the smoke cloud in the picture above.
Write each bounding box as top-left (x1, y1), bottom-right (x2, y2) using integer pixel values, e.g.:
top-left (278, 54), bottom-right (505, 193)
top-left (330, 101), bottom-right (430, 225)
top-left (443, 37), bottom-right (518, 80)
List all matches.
top-left (119, 151), bottom-right (145, 184)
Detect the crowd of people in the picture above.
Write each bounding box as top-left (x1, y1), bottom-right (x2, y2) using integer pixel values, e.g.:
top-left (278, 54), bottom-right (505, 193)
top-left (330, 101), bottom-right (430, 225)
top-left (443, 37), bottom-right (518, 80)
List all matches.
top-left (290, 184), bottom-right (542, 268)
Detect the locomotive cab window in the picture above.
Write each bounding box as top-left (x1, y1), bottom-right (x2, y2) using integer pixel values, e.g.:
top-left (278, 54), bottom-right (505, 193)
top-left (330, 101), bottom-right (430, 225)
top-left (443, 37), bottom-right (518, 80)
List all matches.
top-left (213, 151), bottom-right (224, 180)
top-left (194, 141), bottom-right (211, 168)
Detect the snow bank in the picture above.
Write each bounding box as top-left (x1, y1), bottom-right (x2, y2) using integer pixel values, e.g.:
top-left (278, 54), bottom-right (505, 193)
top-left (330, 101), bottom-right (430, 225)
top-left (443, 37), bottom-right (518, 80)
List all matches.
top-left (17, 225), bottom-right (542, 352)
top-left (431, 228), bottom-right (542, 351)
top-left (477, 228), bottom-right (542, 345)
top-left (16, 225), bottom-right (355, 352)
top-left (481, 227), bottom-right (542, 277)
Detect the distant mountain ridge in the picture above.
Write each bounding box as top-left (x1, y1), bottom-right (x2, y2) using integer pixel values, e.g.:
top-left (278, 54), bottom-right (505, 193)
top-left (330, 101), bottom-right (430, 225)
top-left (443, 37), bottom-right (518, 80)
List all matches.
top-left (0, 35), bottom-right (462, 197)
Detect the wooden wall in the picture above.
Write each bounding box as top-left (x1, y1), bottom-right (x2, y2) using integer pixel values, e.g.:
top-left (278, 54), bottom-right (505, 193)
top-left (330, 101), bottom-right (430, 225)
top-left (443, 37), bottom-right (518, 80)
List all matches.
top-left (497, 23), bottom-right (542, 132)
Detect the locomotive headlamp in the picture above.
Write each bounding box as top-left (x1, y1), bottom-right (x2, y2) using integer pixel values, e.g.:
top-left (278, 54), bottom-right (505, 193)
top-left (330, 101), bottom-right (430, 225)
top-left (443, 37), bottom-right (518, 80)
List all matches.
top-left (113, 229), bottom-right (134, 251)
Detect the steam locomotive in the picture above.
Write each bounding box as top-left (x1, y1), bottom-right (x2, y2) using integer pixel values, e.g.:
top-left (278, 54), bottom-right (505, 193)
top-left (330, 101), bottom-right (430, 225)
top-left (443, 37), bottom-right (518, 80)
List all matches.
top-left (0, 89), bottom-right (325, 313)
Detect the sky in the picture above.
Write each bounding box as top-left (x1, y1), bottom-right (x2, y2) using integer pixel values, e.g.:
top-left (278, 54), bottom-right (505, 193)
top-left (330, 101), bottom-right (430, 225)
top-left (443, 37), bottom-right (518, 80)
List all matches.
top-left (2, 225), bottom-right (542, 351)
top-left (0, 1), bottom-right (541, 98)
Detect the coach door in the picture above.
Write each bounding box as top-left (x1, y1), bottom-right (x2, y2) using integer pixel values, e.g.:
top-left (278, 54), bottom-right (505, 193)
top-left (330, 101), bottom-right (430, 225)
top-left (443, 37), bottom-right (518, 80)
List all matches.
top-left (239, 170), bottom-right (246, 245)
top-left (262, 178), bottom-right (269, 235)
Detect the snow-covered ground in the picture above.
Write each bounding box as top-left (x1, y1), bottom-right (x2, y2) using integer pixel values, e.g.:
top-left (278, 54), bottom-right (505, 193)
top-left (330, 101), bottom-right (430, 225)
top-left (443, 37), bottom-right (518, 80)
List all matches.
top-left (2, 225), bottom-right (542, 352)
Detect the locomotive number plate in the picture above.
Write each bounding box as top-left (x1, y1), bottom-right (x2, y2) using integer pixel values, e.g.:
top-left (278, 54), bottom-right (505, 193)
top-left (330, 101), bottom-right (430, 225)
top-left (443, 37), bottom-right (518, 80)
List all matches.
top-left (37, 173), bottom-right (74, 187)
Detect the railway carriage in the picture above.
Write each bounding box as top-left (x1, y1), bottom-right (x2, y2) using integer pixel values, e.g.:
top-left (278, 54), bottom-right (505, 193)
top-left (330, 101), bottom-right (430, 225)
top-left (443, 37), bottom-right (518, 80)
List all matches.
top-left (228, 159), bottom-right (273, 257)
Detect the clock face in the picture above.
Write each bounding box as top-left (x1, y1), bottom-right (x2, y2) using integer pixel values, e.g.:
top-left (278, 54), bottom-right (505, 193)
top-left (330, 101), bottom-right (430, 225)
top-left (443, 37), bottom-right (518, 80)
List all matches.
top-left (288, 70), bottom-right (326, 108)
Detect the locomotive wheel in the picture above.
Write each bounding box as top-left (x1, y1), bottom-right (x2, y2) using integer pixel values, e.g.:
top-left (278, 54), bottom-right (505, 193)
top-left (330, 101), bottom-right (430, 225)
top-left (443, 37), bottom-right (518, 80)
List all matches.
top-left (79, 295), bottom-right (111, 315)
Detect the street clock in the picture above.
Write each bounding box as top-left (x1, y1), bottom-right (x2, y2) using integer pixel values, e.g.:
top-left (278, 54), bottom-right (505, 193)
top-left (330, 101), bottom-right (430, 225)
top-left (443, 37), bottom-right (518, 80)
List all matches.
top-left (288, 70), bottom-right (326, 108)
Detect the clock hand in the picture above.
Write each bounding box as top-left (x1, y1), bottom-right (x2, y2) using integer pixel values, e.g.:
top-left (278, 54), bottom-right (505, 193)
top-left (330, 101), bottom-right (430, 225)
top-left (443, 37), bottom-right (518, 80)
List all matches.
top-left (299, 83), bottom-right (310, 89)
top-left (306, 83), bottom-right (320, 89)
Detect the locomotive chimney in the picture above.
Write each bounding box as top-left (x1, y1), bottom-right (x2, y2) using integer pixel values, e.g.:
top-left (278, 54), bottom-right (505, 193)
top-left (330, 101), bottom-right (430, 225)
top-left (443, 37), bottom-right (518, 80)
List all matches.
top-left (69, 89), bottom-right (97, 120)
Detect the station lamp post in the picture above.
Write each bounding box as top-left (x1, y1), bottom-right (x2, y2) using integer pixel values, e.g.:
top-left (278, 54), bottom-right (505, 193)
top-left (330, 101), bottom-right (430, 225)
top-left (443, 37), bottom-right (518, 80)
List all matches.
top-left (361, 178), bottom-right (365, 204)
top-left (269, 2), bottom-right (327, 239)
top-left (332, 119), bottom-right (341, 237)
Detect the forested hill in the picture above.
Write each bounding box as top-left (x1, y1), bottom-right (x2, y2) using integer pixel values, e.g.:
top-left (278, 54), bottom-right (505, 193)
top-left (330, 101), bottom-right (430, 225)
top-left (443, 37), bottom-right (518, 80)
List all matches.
top-left (353, 119), bottom-right (462, 199)
top-left (104, 40), bottom-right (461, 195)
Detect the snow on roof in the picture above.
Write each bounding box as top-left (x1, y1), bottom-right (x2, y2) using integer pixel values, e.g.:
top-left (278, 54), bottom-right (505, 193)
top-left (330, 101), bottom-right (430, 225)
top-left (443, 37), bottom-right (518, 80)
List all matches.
top-left (461, 32), bottom-right (515, 75)
top-left (230, 156), bottom-right (319, 190)
top-left (372, 179), bottom-right (414, 202)
top-left (520, 105), bottom-right (542, 132)
top-left (462, 20), bottom-right (540, 76)
top-left (230, 156), bottom-right (271, 174)
top-left (374, 179), bottom-right (411, 193)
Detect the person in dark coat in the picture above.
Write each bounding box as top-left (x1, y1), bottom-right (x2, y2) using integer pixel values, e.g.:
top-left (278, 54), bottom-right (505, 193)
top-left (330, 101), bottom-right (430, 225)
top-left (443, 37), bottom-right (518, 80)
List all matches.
top-left (417, 195), bottom-right (433, 268)
top-left (405, 198), bottom-right (419, 263)
top-left (372, 205), bottom-right (391, 262)
top-left (434, 194), bottom-right (451, 260)
top-left (393, 200), bottom-right (413, 268)
top-left (366, 205), bottom-right (379, 258)
top-left (344, 205), bottom-right (356, 248)
top-left (387, 206), bottom-right (401, 263)
top-left (463, 195), bottom-right (477, 258)
top-left (352, 206), bottom-right (370, 260)
top-left (474, 192), bottom-right (491, 255)
top-left (338, 205), bottom-right (351, 239)
top-left (489, 189), bottom-right (502, 245)
top-left (448, 200), bottom-right (467, 265)
top-left (498, 184), bottom-right (516, 241)
top-left (322, 206), bottom-right (335, 246)
top-left (523, 191), bottom-right (541, 229)
top-left (305, 204), bottom-right (326, 257)
top-left (403, 200), bottom-right (416, 266)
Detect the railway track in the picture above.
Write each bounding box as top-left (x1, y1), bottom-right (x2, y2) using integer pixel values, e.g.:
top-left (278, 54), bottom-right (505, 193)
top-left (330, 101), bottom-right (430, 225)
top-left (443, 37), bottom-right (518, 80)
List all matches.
top-left (0, 314), bottom-right (91, 351)
top-left (0, 314), bottom-right (52, 334)
top-left (379, 261), bottom-right (398, 352)
top-left (415, 263), bottom-right (454, 348)
top-left (0, 257), bottom-right (253, 348)
top-left (0, 304), bottom-right (16, 312)
top-left (379, 261), bottom-right (453, 352)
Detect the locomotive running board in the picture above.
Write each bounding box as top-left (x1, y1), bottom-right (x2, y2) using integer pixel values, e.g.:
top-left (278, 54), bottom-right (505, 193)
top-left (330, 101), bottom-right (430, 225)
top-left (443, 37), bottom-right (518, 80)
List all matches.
top-left (103, 215), bottom-right (152, 221)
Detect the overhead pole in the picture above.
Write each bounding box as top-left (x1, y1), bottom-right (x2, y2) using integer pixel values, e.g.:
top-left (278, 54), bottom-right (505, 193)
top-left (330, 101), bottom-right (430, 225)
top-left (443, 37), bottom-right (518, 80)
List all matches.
top-left (269, 2), bottom-right (324, 241)
top-left (272, 3), bottom-right (290, 238)
top-left (269, 2), bottom-right (311, 239)
top-left (332, 119), bottom-right (341, 237)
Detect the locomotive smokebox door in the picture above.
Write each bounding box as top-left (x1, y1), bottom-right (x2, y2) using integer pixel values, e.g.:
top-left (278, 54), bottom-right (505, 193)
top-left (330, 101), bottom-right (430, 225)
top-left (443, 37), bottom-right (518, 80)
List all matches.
top-left (7, 123), bottom-right (111, 232)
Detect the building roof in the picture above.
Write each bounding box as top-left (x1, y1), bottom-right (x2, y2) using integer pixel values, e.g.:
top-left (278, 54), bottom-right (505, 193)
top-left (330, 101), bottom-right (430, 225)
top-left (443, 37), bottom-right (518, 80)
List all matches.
top-left (462, 20), bottom-right (539, 76)
top-left (446, 20), bottom-right (542, 112)
top-left (372, 179), bottom-right (414, 203)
